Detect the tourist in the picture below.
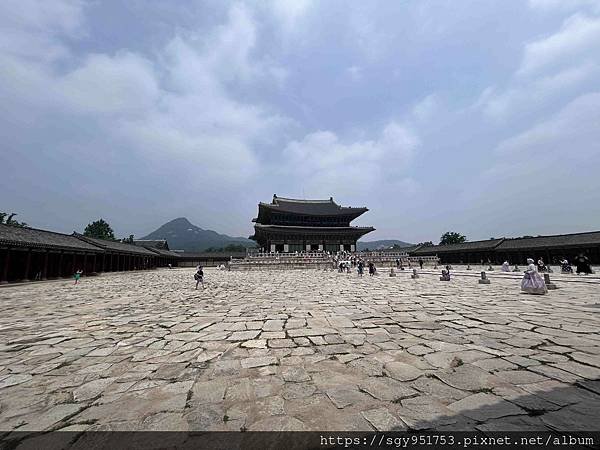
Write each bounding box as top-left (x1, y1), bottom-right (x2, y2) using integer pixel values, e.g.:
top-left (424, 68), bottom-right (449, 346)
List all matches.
top-left (521, 258), bottom-right (547, 295)
top-left (574, 254), bottom-right (593, 275)
top-left (357, 260), bottom-right (364, 276)
top-left (368, 262), bottom-right (376, 276)
top-left (194, 266), bottom-right (204, 289)
top-left (560, 258), bottom-right (573, 274)
top-left (74, 269), bottom-right (83, 285)
top-left (396, 258), bottom-right (400, 268)
top-left (399, 260), bottom-right (404, 270)
top-left (501, 261), bottom-right (510, 272)
top-left (537, 258), bottom-right (547, 273)
top-left (512, 264), bottom-right (520, 272)
top-left (440, 268), bottom-right (450, 281)
top-left (419, 258), bottom-right (424, 269)
top-left (466, 264), bottom-right (471, 270)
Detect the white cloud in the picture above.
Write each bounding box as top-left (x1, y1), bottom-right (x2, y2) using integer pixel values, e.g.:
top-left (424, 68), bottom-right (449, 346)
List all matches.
top-left (60, 52), bottom-right (160, 115)
top-left (518, 13), bottom-right (600, 77)
top-left (281, 122), bottom-right (419, 198)
top-left (0, 0), bottom-right (85, 62)
top-left (412, 94), bottom-right (439, 122)
top-left (0, 1), bottom-right (293, 188)
top-left (528, 0), bottom-right (600, 14)
top-left (476, 9), bottom-right (600, 125)
top-left (457, 91), bottom-right (600, 238)
top-left (267, 0), bottom-right (313, 33)
top-left (482, 62), bottom-right (599, 120)
top-left (346, 65), bottom-right (362, 81)
top-left (495, 91), bottom-right (600, 156)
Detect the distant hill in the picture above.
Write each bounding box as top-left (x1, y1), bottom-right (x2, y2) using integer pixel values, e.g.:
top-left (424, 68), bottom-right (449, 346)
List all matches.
top-left (357, 239), bottom-right (413, 251)
top-left (142, 218), bottom-right (255, 252)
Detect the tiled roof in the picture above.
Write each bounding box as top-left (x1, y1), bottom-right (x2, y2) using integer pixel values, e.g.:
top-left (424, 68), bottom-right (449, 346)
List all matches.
top-left (134, 239), bottom-right (169, 250)
top-left (259, 195), bottom-right (368, 217)
top-left (0, 224), bottom-right (103, 252)
top-left (401, 244), bottom-right (424, 254)
top-left (412, 238), bottom-right (505, 255)
top-left (253, 224), bottom-right (375, 234)
top-left (497, 231), bottom-right (600, 250)
top-left (147, 247), bottom-right (181, 258)
top-left (74, 234), bottom-right (157, 255)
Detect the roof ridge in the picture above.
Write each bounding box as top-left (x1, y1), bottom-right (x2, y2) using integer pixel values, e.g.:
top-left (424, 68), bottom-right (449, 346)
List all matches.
top-left (505, 230), bottom-right (600, 240)
top-left (274, 197), bottom-right (335, 204)
top-left (0, 222), bottom-right (79, 239)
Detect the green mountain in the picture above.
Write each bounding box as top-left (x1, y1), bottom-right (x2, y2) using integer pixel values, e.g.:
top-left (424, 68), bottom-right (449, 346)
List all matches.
top-left (142, 217), bottom-right (255, 252)
top-left (357, 239), bottom-right (413, 251)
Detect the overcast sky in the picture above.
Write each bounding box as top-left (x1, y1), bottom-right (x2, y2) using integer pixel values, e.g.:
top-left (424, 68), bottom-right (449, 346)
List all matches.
top-left (2, 0), bottom-right (600, 243)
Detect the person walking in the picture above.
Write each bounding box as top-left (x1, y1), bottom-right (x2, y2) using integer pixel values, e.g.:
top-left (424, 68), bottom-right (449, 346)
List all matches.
top-left (521, 258), bottom-right (547, 295)
top-left (418, 258), bottom-right (424, 269)
top-left (74, 269), bottom-right (83, 285)
top-left (537, 258), bottom-right (547, 273)
top-left (194, 266), bottom-right (204, 289)
top-left (574, 254), bottom-right (593, 275)
top-left (368, 262), bottom-right (376, 276)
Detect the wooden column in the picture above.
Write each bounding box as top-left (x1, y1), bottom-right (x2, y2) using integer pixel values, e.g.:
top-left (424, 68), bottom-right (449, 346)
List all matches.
top-left (23, 249), bottom-right (32, 281)
top-left (42, 251), bottom-right (49, 280)
top-left (83, 254), bottom-right (88, 275)
top-left (1, 249), bottom-right (9, 284)
top-left (58, 252), bottom-right (64, 278)
top-left (71, 253), bottom-right (76, 275)
top-left (92, 254), bottom-right (97, 273)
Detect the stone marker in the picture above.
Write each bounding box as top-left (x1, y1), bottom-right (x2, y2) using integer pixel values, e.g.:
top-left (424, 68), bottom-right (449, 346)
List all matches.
top-left (389, 268), bottom-right (396, 277)
top-left (544, 273), bottom-right (557, 290)
top-left (479, 271), bottom-right (490, 284)
top-left (411, 269), bottom-right (419, 279)
top-left (466, 265), bottom-right (471, 270)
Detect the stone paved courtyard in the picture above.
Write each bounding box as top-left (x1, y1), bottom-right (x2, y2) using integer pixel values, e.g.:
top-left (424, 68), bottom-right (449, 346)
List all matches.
top-left (1, 268), bottom-right (600, 433)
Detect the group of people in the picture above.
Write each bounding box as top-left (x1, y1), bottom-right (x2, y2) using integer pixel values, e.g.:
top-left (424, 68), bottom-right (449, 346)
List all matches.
top-left (498, 254), bottom-right (593, 276)
top-left (562, 255), bottom-right (593, 275)
top-left (339, 259), bottom-right (377, 277)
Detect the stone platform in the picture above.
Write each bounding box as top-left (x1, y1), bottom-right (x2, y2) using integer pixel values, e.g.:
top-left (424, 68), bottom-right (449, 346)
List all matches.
top-left (1, 268), bottom-right (600, 433)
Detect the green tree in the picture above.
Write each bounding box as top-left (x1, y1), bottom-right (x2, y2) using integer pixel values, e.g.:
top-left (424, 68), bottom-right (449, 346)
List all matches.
top-left (83, 219), bottom-right (115, 240)
top-left (122, 234), bottom-right (134, 244)
top-left (417, 241), bottom-right (434, 247)
top-left (439, 231), bottom-right (467, 246)
top-left (0, 212), bottom-right (28, 228)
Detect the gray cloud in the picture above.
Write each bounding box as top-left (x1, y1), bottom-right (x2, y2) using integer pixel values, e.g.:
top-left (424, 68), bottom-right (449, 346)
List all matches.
top-left (1, 0), bottom-right (599, 243)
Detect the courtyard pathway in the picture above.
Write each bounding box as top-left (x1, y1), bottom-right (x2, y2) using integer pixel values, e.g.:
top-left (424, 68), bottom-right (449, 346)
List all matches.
top-left (1, 268), bottom-right (600, 434)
